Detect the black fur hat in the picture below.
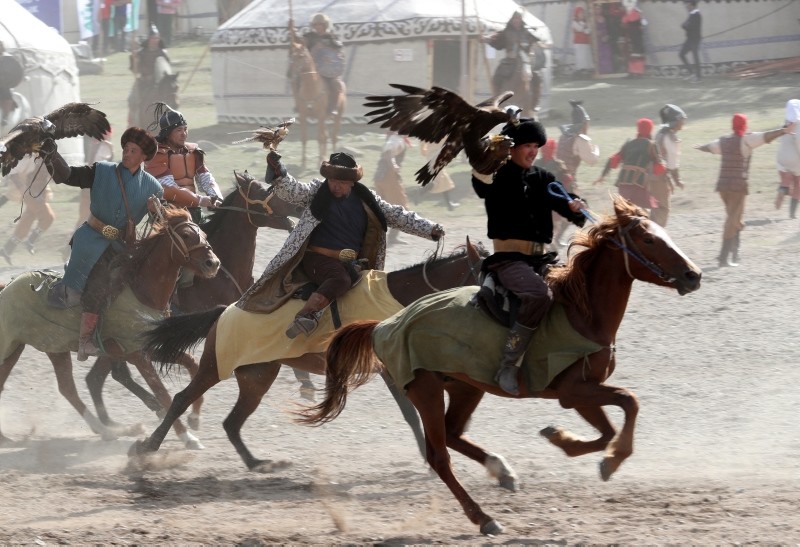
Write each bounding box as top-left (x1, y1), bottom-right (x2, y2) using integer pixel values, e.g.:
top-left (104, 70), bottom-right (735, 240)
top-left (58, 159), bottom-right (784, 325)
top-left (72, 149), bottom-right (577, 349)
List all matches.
top-left (501, 118), bottom-right (547, 147)
top-left (319, 151), bottom-right (363, 182)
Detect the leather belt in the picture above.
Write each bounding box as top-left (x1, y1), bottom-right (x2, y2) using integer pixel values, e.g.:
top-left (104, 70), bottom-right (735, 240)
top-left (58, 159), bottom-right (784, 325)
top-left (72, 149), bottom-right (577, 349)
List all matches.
top-left (492, 239), bottom-right (546, 256)
top-left (308, 245), bottom-right (358, 262)
top-left (86, 214), bottom-right (121, 240)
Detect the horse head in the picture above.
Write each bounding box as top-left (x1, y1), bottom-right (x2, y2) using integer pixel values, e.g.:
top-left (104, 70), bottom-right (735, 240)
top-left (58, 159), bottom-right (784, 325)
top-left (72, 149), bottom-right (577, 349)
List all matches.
top-left (608, 195), bottom-right (702, 295)
top-left (231, 170), bottom-right (303, 230)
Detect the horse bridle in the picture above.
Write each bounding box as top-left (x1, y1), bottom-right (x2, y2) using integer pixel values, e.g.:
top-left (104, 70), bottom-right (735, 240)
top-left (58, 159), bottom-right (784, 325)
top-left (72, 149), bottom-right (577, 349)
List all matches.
top-left (615, 217), bottom-right (675, 283)
top-left (165, 219), bottom-right (212, 263)
top-left (212, 178), bottom-right (280, 223)
top-left (421, 239), bottom-right (484, 292)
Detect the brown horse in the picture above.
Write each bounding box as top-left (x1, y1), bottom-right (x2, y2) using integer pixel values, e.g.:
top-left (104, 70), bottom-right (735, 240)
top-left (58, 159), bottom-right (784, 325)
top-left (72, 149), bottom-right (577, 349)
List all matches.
top-left (128, 57), bottom-right (179, 128)
top-left (129, 238), bottom-right (486, 470)
top-left (85, 171), bottom-right (304, 429)
top-left (0, 207), bottom-right (220, 446)
top-left (493, 50), bottom-right (542, 118)
top-left (300, 196), bottom-right (702, 535)
top-left (288, 39), bottom-right (345, 169)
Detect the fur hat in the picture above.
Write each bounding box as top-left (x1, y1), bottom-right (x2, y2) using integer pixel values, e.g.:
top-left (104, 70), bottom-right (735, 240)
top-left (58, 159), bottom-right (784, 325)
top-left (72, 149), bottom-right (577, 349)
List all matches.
top-left (501, 118), bottom-right (547, 147)
top-left (320, 151), bottom-right (363, 182)
top-left (121, 127), bottom-right (157, 161)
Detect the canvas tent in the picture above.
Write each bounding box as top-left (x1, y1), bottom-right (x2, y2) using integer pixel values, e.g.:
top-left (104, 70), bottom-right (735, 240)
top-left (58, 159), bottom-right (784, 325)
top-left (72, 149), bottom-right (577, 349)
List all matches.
top-left (0, 0), bottom-right (83, 164)
top-left (211, 0), bottom-right (554, 125)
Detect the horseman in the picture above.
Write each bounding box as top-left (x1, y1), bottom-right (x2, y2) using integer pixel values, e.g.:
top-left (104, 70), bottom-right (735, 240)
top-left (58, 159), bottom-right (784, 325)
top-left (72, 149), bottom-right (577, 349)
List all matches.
top-left (41, 127), bottom-right (163, 361)
top-left (481, 10), bottom-right (543, 113)
top-left (145, 103), bottom-right (222, 224)
top-left (0, 40), bottom-right (24, 130)
top-left (292, 12), bottom-right (345, 116)
top-left (237, 150), bottom-right (445, 339)
top-left (471, 118), bottom-right (588, 395)
top-left (128, 24), bottom-right (170, 126)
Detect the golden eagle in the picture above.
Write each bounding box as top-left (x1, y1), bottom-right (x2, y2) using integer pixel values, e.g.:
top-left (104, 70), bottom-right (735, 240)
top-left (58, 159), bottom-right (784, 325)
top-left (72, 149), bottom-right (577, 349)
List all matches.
top-left (0, 102), bottom-right (111, 176)
top-left (363, 84), bottom-right (519, 186)
top-left (231, 118), bottom-right (295, 150)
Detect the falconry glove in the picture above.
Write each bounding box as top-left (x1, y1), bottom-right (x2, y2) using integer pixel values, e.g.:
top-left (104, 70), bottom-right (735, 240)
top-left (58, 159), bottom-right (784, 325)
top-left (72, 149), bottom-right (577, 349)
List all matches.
top-left (40, 139), bottom-right (71, 183)
top-left (265, 150), bottom-right (287, 183)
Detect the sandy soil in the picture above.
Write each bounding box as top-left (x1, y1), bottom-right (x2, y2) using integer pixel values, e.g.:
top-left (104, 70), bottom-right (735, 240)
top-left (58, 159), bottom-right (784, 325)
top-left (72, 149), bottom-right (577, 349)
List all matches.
top-left (1, 150), bottom-right (800, 544)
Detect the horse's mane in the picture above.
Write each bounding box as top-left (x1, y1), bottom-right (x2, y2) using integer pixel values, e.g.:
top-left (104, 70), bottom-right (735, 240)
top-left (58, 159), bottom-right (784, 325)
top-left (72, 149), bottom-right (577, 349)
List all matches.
top-left (118, 207), bottom-right (193, 281)
top-left (545, 195), bottom-right (647, 318)
top-left (199, 185), bottom-right (238, 237)
top-left (392, 241), bottom-right (489, 274)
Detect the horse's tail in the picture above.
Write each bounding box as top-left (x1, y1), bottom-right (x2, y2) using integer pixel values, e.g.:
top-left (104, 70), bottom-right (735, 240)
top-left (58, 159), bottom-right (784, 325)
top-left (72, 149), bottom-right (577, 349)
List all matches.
top-left (141, 305), bottom-right (226, 372)
top-left (297, 320), bottom-right (380, 426)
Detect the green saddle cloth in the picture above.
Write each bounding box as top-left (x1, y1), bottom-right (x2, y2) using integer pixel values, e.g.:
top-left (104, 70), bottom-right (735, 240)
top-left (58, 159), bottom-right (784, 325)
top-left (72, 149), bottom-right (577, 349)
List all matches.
top-left (373, 286), bottom-right (605, 392)
top-left (0, 270), bottom-right (165, 360)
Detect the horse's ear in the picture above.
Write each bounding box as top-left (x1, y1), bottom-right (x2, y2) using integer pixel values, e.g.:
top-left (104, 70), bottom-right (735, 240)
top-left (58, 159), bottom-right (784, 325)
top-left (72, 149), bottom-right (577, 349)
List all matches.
top-left (466, 236), bottom-right (481, 263)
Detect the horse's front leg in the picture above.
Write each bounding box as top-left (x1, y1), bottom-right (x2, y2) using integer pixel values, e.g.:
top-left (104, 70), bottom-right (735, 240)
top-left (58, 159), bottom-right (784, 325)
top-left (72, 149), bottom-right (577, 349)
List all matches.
top-left (317, 116), bottom-right (328, 164)
top-left (543, 383), bottom-right (639, 481)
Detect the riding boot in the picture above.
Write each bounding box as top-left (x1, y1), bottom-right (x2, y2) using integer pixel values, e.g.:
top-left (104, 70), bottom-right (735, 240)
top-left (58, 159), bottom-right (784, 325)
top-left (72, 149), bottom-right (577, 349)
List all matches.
top-left (24, 227), bottom-right (42, 255)
top-left (286, 292), bottom-right (331, 339)
top-left (443, 191), bottom-right (460, 211)
top-left (790, 198), bottom-right (799, 220)
top-left (494, 322), bottom-right (536, 396)
top-left (77, 312), bottom-right (101, 362)
top-left (0, 236), bottom-right (20, 265)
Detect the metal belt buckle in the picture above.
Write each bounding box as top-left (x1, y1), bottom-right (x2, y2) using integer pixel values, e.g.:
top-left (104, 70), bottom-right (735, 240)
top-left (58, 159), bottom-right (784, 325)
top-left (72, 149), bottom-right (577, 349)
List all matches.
top-left (338, 248), bottom-right (357, 262)
top-left (101, 225), bottom-right (120, 240)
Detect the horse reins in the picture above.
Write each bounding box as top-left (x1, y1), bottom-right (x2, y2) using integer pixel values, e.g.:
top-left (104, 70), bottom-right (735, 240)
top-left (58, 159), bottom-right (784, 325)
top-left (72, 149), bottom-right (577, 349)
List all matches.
top-left (421, 238), bottom-right (483, 291)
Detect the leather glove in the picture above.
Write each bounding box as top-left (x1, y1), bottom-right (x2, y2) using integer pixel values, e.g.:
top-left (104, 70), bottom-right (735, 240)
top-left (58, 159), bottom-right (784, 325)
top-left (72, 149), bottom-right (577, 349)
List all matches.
top-left (431, 225), bottom-right (445, 241)
top-left (265, 150), bottom-right (287, 183)
top-left (39, 137), bottom-right (58, 158)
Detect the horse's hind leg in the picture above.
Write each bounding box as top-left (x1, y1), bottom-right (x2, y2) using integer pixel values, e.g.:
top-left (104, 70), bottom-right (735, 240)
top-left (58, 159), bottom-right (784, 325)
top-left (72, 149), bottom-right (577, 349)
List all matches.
top-left (0, 345), bottom-right (25, 443)
top-left (379, 369), bottom-right (426, 460)
top-left (443, 381), bottom-right (519, 492)
top-left (405, 370), bottom-right (501, 535)
top-left (86, 357), bottom-right (160, 427)
top-left (175, 351), bottom-right (203, 430)
top-left (46, 352), bottom-right (118, 441)
top-left (292, 367), bottom-right (316, 402)
top-left (225, 362), bottom-right (282, 471)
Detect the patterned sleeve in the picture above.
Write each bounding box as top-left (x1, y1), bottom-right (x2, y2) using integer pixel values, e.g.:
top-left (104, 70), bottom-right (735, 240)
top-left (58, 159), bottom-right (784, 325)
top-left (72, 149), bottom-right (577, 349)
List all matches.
top-left (375, 191), bottom-right (439, 239)
top-left (273, 175), bottom-right (322, 207)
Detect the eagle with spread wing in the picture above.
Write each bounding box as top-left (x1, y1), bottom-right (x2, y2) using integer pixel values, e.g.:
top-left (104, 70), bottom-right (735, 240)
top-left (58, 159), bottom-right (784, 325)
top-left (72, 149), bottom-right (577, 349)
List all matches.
top-left (363, 84), bottom-right (520, 186)
top-left (231, 118), bottom-right (296, 150)
top-left (0, 102), bottom-right (111, 176)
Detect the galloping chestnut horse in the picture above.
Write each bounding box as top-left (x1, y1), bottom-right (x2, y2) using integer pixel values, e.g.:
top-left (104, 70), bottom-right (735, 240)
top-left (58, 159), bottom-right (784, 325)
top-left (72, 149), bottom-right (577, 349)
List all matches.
top-left (129, 238), bottom-right (486, 470)
top-left (85, 172), bottom-right (304, 429)
top-left (288, 38), bottom-right (346, 169)
top-left (0, 207), bottom-right (220, 445)
top-left (301, 196), bottom-right (702, 535)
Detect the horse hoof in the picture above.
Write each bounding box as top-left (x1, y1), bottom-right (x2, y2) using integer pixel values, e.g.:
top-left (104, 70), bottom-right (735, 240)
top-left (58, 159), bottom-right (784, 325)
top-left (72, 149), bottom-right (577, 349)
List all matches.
top-left (539, 425), bottom-right (559, 439)
top-left (498, 475), bottom-right (519, 492)
top-left (188, 413), bottom-right (201, 431)
top-left (299, 386), bottom-right (316, 402)
top-left (184, 439), bottom-right (205, 450)
top-left (599, 459), bottom-right (613, 482)
top-left (128, 439), bottom-right (148, 457)
top-left (480, 519), bottom-right (503, 536)
top-left (250, 459), bottom-right (292, 474)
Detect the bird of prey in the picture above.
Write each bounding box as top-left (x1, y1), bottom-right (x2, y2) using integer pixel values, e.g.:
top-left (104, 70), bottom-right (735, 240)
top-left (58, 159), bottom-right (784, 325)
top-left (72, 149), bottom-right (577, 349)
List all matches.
top-left (466, 134), bottom-right (515, 176)
top-left (231, 118), bottom-right (296, 150)
top-left (0, 102), bottom-right (111, 176)
top-left (363, 84), bottom-right (520, 186)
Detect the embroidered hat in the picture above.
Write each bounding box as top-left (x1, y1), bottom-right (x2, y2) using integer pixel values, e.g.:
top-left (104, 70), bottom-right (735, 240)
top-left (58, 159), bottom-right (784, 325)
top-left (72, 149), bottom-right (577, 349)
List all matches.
top-left (121, 126), bottom-right (157, 161)
top-left (320, 151), bottom-right (363, 182)
top-left (150, 103), bottom-right (187, 142)
top-left (501, 118), bottom-right (547, 147)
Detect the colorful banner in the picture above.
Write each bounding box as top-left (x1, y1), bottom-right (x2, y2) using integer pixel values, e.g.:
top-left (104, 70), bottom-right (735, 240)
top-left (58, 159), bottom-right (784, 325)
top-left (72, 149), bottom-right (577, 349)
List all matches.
top-left (17, 0), bottom-right (62, 33)
top-left (77, 0), bottom-right (99, 40)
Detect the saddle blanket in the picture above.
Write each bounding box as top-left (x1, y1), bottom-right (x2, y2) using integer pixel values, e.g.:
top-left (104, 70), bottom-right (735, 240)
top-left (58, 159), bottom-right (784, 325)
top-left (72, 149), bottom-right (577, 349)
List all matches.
top-left (0, 270), bottom-right (164, 360)
top-left (373, 286), bottom-right (605, 393)
top-left (215, 270), bottom-right (403, 380)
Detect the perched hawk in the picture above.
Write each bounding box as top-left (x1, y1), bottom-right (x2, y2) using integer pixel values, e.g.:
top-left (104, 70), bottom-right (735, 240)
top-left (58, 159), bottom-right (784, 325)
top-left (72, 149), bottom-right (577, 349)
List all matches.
top-left (0, 102), bottom-right (111, 176)
top-left (363, 84), bottom-right (520, 186)
top-left (231, 118), bottom-right (295, 150)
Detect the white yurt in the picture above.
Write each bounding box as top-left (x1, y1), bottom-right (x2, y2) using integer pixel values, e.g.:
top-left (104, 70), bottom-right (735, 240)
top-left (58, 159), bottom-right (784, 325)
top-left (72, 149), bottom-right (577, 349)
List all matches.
top-left (210, 0), bottom-right (554, 125)
top-left (0, 0), bottom-right (84, 164)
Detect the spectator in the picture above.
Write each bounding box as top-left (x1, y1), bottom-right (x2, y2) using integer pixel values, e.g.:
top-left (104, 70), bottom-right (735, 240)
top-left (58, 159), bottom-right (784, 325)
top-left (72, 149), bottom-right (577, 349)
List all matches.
top-left (112, 0), bottom-right (131, 53)
top-left (373, 132), bottom-right (413, 244)
top-left (572, 5), bottom-right (594, 77)
top-left (155, 0), bottom-right (181, 47)
top-left (679, 0), bottom-right (702, 83)
top-left (621, 3), bottom-right (647, 78)
top-left (775, 99), bottom-right (800, 219)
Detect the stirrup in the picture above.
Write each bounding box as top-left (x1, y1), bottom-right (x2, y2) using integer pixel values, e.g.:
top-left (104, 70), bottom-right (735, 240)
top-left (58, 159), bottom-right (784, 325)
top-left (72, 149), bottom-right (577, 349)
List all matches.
top-left (285, 313), bottom-right (321, 339)
top-left (494, 364), bottom-right (520, 396)
top-left (77, 340), bottom-right (99, 362)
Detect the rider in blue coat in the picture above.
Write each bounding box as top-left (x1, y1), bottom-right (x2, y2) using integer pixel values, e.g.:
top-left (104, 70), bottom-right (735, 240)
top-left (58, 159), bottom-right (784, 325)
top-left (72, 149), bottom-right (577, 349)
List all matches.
top-left (44, 127), bottom-right (163, 361)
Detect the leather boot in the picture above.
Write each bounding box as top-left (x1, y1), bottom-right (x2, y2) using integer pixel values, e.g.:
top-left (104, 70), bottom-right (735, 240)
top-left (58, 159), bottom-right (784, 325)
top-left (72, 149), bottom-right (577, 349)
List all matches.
top-left (494, 322), bottom-right (536, 396)
top-left (790, 198), bottom-right (798, 220)
top-left (0, 237), bottom-right (19, 265)
top-left (25, 227), bottom-right (42, 254)
top-left (286, 292), bottom-right (331, 339)
top-left (77, 312), bottom-right (101, 362)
